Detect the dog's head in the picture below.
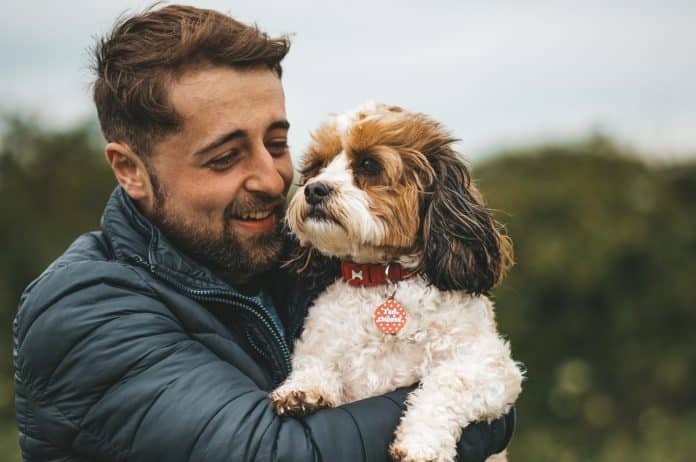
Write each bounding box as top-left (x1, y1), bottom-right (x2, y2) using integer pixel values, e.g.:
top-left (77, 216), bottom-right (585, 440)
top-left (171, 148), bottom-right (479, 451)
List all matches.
top-left (286, 102), bottom-right (513, 294)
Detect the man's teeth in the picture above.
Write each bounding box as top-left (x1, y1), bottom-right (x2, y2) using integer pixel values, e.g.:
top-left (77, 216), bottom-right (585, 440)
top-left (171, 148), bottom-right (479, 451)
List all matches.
top-left (239, 210), bottom-right (273, 220)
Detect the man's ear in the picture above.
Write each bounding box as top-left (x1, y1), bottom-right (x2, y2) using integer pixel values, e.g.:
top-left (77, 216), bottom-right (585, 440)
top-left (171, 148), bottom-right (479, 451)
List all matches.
top-left (105, 142), bottom-right (155, 212)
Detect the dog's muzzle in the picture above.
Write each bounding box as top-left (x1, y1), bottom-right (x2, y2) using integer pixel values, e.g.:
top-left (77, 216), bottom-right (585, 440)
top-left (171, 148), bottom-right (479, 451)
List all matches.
top-left (304, 182), bottom-right (332, 205)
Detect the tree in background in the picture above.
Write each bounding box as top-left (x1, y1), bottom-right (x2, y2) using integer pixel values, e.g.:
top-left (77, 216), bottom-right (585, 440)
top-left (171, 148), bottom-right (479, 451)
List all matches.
top-left (475, 136), bottom-right (696, 462)
top-left (1, 119), bottom-right (694, 462)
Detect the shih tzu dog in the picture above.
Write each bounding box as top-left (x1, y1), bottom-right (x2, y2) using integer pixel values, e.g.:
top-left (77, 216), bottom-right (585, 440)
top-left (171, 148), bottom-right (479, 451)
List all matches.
top-left (271, 102), bottom-right (523, 462)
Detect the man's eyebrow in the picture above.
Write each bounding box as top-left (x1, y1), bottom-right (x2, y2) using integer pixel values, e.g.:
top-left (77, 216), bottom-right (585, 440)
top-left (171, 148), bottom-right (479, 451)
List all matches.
top-left (268, 120), bottom-right (290, 132)
top-left (194, 129), bottom-right (247, 158)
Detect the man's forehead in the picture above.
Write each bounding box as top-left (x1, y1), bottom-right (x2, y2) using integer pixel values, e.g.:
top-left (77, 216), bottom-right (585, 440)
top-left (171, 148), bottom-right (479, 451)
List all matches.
top-left (168, 65), bottom-right (285, 122)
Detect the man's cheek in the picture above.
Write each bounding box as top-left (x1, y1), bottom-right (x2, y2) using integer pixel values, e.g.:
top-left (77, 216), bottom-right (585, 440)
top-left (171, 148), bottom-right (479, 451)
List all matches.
top-left (277, 157), bottom-right (294, 193)
top-left (190, 193), bottom-right (228, 220)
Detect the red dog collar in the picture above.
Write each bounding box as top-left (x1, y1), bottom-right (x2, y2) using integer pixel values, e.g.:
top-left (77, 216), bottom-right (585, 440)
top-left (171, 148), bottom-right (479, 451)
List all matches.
top-left (340, 262), bottom-right (412, 287)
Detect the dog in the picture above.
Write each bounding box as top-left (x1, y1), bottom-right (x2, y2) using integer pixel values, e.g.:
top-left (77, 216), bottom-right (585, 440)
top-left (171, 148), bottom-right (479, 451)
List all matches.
top-left (271, 102), bottom-right (523, 462)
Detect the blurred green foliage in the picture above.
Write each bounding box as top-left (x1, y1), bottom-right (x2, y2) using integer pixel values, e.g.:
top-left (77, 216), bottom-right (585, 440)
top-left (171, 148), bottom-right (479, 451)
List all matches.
top-left (0, 118), bottom-right (694, 461)
top-left (475, 137), bottom-right (696, 462)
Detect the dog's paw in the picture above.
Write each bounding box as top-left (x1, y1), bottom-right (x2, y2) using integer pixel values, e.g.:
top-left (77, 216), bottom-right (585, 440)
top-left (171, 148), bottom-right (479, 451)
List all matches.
top-left (270, 387), bottom-right (334, 417)
top-left (389, 444), bottom-right (438, 462)
top-left (389, 436), bottom-right (454, 462)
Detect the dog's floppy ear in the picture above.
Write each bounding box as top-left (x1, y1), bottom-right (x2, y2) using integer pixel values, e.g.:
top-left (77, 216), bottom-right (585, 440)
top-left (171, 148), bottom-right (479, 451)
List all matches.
top-left (419, 145), bottom-right (513, 294)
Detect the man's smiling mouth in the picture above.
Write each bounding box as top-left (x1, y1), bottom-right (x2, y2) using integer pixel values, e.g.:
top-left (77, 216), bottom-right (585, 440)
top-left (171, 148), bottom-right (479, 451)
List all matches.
top-left (236, 209), bottom-right (275, 221)
top-left (230, 208), bottom-right (278, 233)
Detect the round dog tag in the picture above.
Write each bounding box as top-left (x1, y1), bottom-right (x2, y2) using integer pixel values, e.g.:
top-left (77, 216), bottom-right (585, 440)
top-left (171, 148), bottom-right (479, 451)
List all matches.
top-left (373, 298), bottom-right (407, 334)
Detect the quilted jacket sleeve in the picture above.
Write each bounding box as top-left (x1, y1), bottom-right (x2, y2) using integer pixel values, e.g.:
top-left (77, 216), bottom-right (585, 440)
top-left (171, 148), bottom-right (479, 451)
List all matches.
top-left (12, 262), bottom-right (410, 461)
top-left (13, 262), bottom-right (511, 462)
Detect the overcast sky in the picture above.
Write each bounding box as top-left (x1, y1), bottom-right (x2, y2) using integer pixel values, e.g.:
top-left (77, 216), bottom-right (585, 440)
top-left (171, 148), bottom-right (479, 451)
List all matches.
top-left (2, 0), bottom-right (696, 161)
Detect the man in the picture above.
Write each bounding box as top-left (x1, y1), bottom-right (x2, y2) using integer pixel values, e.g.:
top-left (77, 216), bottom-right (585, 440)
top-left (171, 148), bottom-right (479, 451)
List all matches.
top-left (13, 5), bottom-right (514, 461)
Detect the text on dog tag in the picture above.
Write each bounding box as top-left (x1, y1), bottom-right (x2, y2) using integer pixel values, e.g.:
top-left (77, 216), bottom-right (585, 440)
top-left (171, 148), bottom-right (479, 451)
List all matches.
top-left (373, 298), bottom-right (407, 334)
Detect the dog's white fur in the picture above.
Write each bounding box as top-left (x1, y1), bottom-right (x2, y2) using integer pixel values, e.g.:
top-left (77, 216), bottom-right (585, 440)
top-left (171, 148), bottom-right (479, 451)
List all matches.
top-left (288, 152), bottom-right (387, 260)
top-left (272, 103), bottom-right (523, 462)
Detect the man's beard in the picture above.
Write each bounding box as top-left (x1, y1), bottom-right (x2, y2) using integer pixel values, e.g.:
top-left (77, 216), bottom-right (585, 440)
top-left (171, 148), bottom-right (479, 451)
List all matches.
top-left (149, 173), bottom-right (286, 284)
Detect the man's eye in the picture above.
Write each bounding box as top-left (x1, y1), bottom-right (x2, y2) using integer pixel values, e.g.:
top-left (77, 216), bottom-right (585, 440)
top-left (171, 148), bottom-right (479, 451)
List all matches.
top-left (267, 140), bottom-right (289, 157)
top-left (206, 151), bottom-right (239, 170)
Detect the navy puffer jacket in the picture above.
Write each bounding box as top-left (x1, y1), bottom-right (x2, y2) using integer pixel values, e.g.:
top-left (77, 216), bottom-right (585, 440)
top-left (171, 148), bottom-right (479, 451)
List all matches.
top-left (13, 187), bottom-right (514, 461)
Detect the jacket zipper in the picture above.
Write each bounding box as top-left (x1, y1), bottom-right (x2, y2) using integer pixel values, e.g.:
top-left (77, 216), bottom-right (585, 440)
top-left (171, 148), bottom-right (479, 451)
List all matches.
top-left (130, 255), bottom-right (292, 381)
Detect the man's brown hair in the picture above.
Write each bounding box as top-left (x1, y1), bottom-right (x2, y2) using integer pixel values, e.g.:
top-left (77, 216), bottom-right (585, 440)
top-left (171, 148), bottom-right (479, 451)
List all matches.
top-left (92, 4), bottom-right (290, 157)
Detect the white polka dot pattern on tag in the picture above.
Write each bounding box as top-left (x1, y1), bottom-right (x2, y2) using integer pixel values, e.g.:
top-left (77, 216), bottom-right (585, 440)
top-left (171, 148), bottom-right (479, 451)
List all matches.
top-left (373, 298), bottom-right (407, 334)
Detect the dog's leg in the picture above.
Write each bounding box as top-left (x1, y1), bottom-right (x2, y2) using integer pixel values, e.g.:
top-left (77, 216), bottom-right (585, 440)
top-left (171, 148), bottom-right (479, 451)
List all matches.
top-left (270, 300), bottom-right (350, 416)
top-left (389, 335), bottom-right (522, 462)
top-left (270, 354), bottom-right (343, 417)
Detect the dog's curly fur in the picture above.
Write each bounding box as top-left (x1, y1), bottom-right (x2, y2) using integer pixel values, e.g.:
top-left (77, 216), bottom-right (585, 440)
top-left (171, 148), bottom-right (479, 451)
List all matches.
top-left (272, 102), bottom-right (523, 462)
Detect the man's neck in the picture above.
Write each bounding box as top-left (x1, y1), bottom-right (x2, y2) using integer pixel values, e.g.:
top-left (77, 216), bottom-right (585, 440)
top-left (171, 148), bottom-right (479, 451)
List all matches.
top-left (219, 271), bottom-right (263, 296)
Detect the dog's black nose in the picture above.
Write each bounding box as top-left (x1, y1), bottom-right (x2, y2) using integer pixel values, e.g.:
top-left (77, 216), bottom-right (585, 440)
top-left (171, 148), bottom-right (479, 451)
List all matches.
top-left (304, 182), bottom-right (332, 205)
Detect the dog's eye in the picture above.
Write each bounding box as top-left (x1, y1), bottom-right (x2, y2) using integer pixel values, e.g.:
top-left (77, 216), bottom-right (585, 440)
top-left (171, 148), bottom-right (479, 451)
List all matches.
top-left (300, 160), bottom-right (324, 178)
top-left (355, 156), bottom-right (382, 176)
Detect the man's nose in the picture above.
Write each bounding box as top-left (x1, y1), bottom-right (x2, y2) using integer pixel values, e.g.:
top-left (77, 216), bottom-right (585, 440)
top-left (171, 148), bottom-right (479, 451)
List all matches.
top-left (245, 147), bottom-right (286, 196)
top-left (304, 181), bottom-right (332, 205)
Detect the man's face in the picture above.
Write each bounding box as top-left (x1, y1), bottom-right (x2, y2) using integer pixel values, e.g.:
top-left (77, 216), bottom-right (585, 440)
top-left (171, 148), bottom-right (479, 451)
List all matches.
top-left (146, 66), bottom-right (293, 285)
